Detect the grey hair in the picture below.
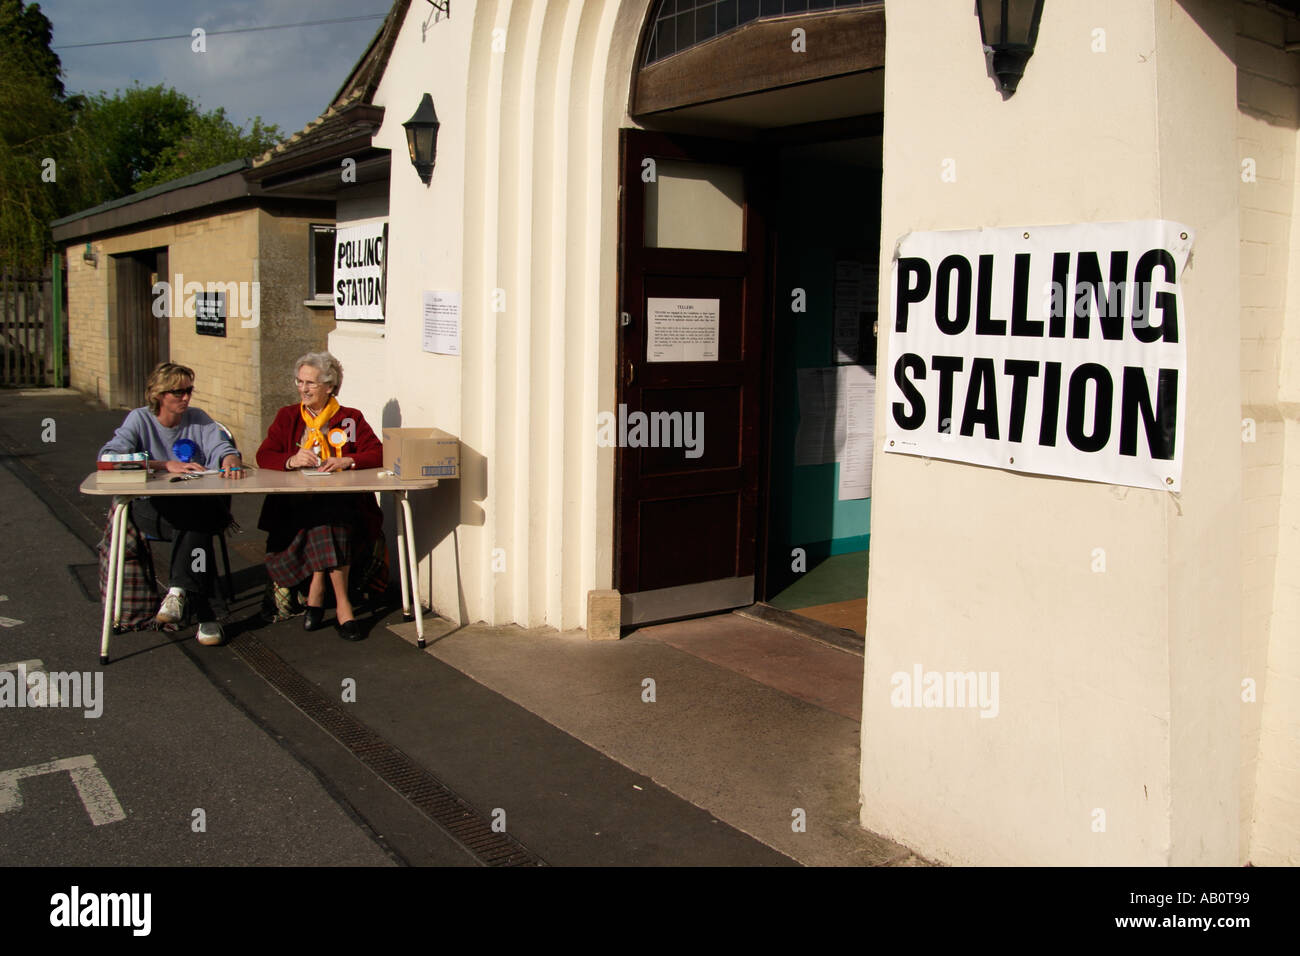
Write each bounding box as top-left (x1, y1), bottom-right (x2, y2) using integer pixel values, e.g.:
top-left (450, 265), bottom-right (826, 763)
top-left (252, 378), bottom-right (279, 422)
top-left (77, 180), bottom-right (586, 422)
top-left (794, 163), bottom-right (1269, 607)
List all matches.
top-left (295, 351), bottom-right (343, 396)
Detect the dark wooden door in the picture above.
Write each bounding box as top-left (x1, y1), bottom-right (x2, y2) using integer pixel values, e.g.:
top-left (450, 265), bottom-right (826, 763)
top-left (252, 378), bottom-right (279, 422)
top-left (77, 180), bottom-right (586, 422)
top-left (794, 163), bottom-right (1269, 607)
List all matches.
top-left (114, 249), bottom-right (166, 408)
top-left (616, 129), bottom-right (771, 624)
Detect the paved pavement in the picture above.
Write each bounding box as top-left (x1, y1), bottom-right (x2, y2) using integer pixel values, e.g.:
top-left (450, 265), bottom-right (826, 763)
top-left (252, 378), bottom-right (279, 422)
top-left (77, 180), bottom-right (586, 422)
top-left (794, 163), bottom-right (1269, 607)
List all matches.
top-left (0, 387), bottom-right (915, 866)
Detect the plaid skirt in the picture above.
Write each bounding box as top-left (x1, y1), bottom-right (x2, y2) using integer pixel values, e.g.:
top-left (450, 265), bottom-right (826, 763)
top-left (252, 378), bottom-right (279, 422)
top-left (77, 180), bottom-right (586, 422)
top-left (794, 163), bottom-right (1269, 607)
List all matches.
top-left (259, 492), bottom-right (390, 620)
top-left (265, 521), bottom-right (351, 587)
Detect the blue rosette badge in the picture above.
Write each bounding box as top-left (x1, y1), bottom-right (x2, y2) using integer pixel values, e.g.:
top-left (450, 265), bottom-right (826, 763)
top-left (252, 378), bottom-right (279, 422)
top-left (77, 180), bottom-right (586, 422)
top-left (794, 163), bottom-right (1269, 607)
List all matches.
top-left (172, 438), bottom-right (199, 464)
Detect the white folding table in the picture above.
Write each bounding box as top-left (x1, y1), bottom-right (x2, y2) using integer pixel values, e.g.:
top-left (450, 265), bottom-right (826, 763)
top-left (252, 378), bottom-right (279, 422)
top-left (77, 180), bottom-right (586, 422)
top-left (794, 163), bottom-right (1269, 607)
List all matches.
top-left (80, 468), bottom-right (440, 663)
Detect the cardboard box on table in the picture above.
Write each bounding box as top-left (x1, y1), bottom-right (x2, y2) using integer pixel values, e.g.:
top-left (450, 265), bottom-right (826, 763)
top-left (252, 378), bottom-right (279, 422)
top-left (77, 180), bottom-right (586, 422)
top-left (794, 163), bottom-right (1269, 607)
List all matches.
top-left (382, 428), bottom-right (460, 479)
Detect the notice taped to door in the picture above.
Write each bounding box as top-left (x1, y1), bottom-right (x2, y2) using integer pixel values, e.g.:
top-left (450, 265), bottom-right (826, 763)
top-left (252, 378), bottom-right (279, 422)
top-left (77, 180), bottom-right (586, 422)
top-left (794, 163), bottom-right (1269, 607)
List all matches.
top-left (883, 220), bottom-right (1191, 492)
top-left (647, 297), bottom-right (719, 362)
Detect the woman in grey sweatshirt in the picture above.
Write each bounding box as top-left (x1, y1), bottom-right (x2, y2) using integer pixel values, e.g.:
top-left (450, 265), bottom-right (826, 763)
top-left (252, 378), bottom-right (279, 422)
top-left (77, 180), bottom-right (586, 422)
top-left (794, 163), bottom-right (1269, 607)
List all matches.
top-left (98, 363), bottom-right (245, 643)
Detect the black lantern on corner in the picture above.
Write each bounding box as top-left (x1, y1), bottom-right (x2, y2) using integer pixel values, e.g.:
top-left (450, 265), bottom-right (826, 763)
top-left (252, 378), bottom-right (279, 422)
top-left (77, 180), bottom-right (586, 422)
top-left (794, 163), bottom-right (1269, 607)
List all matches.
top-left (403, 93), bottom-right (440, 184)
top-left (976, 0), bottom-right (1045, 97)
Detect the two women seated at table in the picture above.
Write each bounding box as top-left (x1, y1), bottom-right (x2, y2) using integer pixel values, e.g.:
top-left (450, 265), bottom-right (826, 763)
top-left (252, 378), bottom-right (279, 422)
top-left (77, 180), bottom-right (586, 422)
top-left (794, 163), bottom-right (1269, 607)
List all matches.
top-left (255, 351), bottom-right (385, 641)
top-left (98, 362), bottom-right (246, 645)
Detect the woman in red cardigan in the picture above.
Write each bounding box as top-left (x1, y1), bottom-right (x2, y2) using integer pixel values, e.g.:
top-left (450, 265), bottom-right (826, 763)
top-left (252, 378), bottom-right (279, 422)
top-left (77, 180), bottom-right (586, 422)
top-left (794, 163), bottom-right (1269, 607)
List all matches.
top-left (255, 351), bottom-right (384, 640)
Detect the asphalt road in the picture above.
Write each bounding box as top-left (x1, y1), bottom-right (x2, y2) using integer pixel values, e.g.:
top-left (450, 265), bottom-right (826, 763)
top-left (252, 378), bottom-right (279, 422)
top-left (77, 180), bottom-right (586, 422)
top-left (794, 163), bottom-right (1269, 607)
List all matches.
top-left (0, 459), bottom-right (407, 865)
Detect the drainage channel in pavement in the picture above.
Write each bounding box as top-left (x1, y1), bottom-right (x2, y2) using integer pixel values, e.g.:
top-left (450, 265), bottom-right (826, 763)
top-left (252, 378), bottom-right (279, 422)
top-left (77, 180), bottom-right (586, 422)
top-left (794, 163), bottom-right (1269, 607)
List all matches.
top-left (228, 630), bottom-right (545, 867)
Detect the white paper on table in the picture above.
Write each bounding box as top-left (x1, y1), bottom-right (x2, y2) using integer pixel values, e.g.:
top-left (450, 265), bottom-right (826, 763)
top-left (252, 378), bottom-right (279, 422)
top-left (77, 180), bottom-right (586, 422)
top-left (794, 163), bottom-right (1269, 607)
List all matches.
top-left (422, 290), bottom-right (461, 355)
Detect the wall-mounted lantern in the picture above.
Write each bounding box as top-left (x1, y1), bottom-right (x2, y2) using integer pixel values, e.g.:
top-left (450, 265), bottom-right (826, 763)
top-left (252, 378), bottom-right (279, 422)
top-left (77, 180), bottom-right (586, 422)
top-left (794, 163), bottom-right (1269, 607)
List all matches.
top-left (82, 242), bottom-right (97, 266)
top-left (976, 0), bottom-right (1045, 97)
top-left (403, 93), bottom-right (441, 185)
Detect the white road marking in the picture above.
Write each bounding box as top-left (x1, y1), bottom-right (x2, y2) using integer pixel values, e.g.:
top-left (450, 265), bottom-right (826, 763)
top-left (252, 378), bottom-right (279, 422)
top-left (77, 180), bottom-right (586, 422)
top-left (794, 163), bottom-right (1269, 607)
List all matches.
top-left (0, 755), bottom-right (126, 825)
top-left (0, 617), bottom-right (23, 628)
top-left (0, 659), bottom-right (60, 705)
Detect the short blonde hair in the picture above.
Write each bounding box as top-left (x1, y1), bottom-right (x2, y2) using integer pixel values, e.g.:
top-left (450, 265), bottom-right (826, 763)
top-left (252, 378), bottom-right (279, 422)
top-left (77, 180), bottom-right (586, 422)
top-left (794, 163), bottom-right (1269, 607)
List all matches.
top-left (294, 351), bottom-right (343, 396)
top-left (145, 362), bottom-right (195, 414)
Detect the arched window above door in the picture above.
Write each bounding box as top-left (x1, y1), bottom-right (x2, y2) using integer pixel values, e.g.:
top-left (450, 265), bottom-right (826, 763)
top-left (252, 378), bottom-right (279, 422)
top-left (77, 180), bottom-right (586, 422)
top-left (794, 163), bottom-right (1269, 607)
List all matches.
top-left (643, 0), bottom-right (876, 65)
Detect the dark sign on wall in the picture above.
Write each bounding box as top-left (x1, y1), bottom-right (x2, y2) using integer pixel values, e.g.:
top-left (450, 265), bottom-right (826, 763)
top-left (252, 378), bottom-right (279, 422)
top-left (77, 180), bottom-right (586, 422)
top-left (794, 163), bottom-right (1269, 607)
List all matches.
top-left (195, 292), bottom-right (226, 337)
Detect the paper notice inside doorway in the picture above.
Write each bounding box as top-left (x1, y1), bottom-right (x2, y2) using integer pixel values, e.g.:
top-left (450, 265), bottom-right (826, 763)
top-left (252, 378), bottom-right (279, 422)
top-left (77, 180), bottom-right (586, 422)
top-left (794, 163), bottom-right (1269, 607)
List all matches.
top-left (647, 297), bottom-right (720, 362)
top-left (837, 365), bottom-right (875, 500)
top-left (793, 365), bottom-right (876, 499)
top-left (834, 261), bottom-right (862, 363)
top-left (795, 367), bottom-right (837, 466)
top-left (422, 290), bottom-right (461, 355)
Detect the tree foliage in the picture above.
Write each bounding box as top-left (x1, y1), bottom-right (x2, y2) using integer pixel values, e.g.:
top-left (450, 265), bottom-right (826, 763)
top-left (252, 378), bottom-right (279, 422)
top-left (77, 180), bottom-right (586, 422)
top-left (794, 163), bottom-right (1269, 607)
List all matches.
top-left (0, 1), bottom-right (285, 269)
top-left (73, 85), bottom-right (200, 200)
top-left (133, 107), bottom-right (281, 192)
top-left (0, 0), bottom-right (81, 268)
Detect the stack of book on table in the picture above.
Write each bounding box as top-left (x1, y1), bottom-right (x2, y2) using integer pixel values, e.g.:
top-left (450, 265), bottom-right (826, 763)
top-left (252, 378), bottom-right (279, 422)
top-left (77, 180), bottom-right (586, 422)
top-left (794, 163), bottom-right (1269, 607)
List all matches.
top-left (97, 452), bottom-right (150, 485)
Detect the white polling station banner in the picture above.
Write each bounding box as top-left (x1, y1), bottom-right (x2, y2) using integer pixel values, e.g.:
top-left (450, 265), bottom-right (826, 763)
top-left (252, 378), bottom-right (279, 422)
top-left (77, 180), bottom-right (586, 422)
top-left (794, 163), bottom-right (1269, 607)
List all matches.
top-left (883, 220), bottom-right (1191, 492)
top-left (334, 222), bottom-right (387, 321)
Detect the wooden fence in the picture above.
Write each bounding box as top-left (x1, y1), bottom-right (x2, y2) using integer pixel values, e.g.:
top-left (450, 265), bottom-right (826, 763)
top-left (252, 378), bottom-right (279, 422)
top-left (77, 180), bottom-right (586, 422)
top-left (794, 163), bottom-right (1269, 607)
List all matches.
top-left (0, 266), bottom-right (64, 388)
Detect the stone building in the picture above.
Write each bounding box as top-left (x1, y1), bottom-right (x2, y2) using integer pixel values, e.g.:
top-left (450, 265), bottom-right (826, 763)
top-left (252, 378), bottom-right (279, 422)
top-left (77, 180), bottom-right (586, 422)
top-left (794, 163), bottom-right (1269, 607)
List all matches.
top-left (52, 159), bottom-right (336, 443)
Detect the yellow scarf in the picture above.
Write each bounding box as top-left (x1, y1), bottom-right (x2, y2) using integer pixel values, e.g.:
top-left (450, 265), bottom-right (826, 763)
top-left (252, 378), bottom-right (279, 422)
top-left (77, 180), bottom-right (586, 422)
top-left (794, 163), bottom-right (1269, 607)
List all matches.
top-left (300, 397), bottom-right (342, 459)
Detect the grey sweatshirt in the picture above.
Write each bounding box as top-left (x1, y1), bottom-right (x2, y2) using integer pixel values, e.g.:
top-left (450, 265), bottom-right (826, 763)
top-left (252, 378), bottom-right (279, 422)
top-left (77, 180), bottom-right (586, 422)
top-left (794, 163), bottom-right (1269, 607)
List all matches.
top-left (98, 407), bottom-right (238, 469)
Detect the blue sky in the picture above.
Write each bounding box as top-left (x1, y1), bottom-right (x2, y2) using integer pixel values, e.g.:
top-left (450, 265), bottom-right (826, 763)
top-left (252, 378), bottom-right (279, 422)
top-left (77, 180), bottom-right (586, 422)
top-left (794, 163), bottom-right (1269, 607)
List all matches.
top-left (42, 0), bottom-right (397, 136)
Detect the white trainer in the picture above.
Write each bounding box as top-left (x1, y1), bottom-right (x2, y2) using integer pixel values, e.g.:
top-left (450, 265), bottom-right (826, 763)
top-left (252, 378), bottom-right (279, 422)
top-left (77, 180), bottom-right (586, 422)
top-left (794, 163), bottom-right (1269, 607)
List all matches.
top-left (156, 589), bottom-right (185, 624)
top-left (196, 621), bottom-right (225, 646)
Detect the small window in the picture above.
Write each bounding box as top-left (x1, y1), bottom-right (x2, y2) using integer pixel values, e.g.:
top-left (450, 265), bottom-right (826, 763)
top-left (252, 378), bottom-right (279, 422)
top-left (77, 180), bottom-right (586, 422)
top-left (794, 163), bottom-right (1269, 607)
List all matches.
top-left (309, 224), bottom-right (335, 300)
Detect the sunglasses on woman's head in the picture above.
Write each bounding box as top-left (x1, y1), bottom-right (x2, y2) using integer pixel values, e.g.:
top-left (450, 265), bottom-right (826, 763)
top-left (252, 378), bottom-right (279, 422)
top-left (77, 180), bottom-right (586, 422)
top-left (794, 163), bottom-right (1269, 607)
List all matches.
top-left (165, 387), bottom-right (194, 397)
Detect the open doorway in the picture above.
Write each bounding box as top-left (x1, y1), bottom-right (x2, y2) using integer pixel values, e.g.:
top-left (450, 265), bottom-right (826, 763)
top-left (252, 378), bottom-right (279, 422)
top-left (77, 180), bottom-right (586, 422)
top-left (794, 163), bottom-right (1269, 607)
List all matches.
top-left (762, 135), bottom-right (881, 636)
top-left (619, 2), bottom-right (885, 632)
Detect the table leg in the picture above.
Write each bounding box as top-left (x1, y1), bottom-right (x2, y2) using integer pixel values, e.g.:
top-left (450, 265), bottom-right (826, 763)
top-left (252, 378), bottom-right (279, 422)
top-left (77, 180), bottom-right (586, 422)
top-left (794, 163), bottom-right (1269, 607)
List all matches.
top-left (399, 493), bottom-right (424, 647)
top-left (395, 492), bottom-right (412, 622)
top-left (99, 498), bottom-right (130, 665)
top-left (112, 499), bottom-right (128, 626)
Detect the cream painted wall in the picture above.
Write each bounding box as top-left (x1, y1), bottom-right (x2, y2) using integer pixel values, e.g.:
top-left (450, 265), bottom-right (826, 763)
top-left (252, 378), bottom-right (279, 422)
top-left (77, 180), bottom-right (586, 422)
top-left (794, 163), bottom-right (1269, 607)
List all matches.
top-left (1238, 0), bottom-right (1300, 868)
top-left (330, 0), bottom-right (647, 630)
top-left (861, 0), bottom-right (1240, 865)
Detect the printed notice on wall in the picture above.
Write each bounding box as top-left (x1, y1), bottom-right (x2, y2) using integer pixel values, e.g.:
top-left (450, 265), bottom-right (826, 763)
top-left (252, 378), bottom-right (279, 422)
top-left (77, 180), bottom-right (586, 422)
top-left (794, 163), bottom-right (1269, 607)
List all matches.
top-left (647, 297), bottom-right (720, 362)
top-left (884, 220), bottom-right (1191, 491)
top-left (195, 291), bottom-right (226, 338)
top-left (422, 290), bottom-right (461, 355)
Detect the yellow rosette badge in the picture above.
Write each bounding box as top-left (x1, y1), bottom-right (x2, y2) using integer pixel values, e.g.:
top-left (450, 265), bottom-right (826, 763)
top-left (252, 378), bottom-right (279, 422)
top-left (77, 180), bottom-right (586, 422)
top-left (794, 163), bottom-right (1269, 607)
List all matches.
top-left (327, 427), bottom-right (348, 460)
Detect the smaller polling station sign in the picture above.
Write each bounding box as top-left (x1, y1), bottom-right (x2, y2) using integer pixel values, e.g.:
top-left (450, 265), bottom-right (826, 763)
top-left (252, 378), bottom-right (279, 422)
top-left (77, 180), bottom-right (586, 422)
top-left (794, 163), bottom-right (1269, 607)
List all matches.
top-left (334, 222), bottom-right (387, 321)
top-left (884, 221), bottom-right (1191, 492)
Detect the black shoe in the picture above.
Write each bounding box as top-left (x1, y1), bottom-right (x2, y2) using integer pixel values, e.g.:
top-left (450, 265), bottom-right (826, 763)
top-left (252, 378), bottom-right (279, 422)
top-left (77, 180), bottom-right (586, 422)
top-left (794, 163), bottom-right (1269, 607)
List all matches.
top-left (337, 619), bottom-right (362, 642)
top-left (304, 606), bottom-right (326, 632)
